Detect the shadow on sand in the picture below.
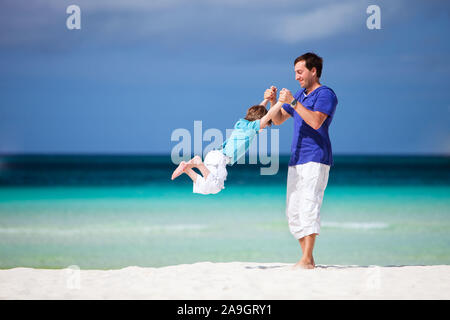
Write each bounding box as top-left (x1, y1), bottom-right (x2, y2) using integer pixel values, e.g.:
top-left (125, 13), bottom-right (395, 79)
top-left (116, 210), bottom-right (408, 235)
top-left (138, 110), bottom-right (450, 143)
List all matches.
top-left (244, 264), bottom-right (427, 270)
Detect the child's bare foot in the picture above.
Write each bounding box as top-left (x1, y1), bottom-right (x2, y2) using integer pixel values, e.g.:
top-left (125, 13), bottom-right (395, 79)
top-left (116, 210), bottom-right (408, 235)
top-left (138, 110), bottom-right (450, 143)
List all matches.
top-left (171, 161), bottom-right (188, 180)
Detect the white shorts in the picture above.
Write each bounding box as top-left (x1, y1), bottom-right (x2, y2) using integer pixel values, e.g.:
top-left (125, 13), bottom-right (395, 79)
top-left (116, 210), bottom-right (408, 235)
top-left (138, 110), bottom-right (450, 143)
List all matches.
top-left (286, 161), bottom-right (330, 239)
top-left (193, 150), bottom-right (230, 195)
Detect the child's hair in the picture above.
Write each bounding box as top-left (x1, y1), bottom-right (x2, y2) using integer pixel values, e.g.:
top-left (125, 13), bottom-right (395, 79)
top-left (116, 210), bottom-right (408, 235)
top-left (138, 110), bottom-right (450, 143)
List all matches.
top-left (244, 105), bottom-right (272, 126)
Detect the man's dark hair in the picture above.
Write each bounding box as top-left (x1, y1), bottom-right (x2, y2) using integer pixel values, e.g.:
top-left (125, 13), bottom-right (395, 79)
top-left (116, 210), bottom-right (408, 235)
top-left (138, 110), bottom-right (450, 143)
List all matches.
top-left (294, 52), bottom-right (323, 78)
top-left (245, 105), bottom-right (271, 125)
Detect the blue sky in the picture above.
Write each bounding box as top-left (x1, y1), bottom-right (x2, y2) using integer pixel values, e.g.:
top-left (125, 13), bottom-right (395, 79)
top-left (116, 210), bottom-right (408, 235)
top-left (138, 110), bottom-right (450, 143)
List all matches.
top-left (0, 0), bottom-right (449, 155)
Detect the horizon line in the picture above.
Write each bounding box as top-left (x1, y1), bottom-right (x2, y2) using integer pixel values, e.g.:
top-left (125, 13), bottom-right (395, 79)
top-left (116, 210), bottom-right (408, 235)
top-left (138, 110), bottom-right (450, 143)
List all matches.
top-left (0, 152), bottom-right (449, 157)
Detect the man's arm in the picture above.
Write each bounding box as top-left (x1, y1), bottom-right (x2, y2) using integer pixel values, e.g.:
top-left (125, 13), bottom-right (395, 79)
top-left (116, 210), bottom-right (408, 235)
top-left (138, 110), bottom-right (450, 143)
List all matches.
top-left (279, 88), bottom-right (328, 130)
top-left (270, 106), bottom-right (291, 126)
top-left (293, 103), bottom-right (328, 130)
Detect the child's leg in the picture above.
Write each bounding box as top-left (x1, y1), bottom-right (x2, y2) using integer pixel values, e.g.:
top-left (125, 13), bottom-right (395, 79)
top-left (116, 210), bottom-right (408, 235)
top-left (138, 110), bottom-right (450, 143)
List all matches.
top-left (189, 155), bottom-right (211, 179)
top-left (183, 168), bottom-right (198, 183)
top-left (171, 155), bottom-right (211, 181)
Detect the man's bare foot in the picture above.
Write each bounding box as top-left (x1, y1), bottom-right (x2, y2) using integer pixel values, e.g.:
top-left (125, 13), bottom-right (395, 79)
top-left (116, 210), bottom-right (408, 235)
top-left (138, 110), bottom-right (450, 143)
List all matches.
top-left (292, 257), bottom-right (315, 270)
top-left (171, 161), bottom-right (188, 180)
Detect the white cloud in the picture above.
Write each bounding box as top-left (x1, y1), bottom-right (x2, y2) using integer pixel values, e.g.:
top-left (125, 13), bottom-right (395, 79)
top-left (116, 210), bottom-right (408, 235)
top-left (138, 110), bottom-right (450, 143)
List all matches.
top-left (26, 0), bottom-right (301, 12)
top-left (0, 0), bottom-right (404, 48)
top-left (272, 2), bottom-right (362, 43)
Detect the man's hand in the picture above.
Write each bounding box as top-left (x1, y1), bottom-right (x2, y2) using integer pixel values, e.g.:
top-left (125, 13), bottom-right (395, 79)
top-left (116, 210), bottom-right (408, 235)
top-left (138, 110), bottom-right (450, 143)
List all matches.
top-left (264, 86), bottom-right (277, 103)
top-left (279, 88), bottom-right (294, 104)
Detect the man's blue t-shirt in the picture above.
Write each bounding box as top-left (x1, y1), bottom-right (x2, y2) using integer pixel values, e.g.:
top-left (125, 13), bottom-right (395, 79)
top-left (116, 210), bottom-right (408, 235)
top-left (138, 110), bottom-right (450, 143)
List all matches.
top-left (282, 85), bottom-right (337, 167)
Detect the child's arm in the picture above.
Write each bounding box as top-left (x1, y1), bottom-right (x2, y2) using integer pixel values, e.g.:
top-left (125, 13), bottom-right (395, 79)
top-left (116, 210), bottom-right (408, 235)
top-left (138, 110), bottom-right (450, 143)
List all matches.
top-left (259, 99), bottom-right (269, 107)
top-left (265, 86), bottom-right (277, 107)
top-left (259, 101), bottom-right (284, 130)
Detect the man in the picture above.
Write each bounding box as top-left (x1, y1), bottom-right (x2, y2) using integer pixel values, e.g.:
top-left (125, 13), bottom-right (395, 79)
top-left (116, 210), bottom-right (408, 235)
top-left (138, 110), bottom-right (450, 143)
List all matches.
top-left (267, 52), bottom-right (338, 269)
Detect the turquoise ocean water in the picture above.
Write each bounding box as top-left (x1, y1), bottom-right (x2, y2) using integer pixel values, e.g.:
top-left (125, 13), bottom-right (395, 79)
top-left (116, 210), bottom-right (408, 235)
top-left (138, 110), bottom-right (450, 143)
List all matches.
top-left (0, 155), bottom-right (449, 269)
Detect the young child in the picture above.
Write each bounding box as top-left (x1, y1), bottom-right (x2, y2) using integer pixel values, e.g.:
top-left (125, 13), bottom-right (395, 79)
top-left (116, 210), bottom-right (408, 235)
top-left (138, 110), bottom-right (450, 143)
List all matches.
top-left (171, 87), bottom-right (282, 195)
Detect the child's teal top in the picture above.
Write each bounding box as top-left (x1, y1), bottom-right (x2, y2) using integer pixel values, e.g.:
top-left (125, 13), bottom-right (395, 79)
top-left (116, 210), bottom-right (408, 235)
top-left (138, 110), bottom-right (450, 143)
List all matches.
top-left (221, 119), bottom-right (261, 165)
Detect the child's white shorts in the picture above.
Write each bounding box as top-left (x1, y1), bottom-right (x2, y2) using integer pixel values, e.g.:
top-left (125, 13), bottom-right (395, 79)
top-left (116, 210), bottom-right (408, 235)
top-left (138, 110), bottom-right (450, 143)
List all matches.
top-left (286, 161), bottom-right (330, 239)
top-left (193, 150), bottom-right (231, 195)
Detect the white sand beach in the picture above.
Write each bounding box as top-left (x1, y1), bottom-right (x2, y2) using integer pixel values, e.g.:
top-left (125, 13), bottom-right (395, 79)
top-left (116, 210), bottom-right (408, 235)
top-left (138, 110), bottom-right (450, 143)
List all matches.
top-left (0, 262), bottom-right (449, 300)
